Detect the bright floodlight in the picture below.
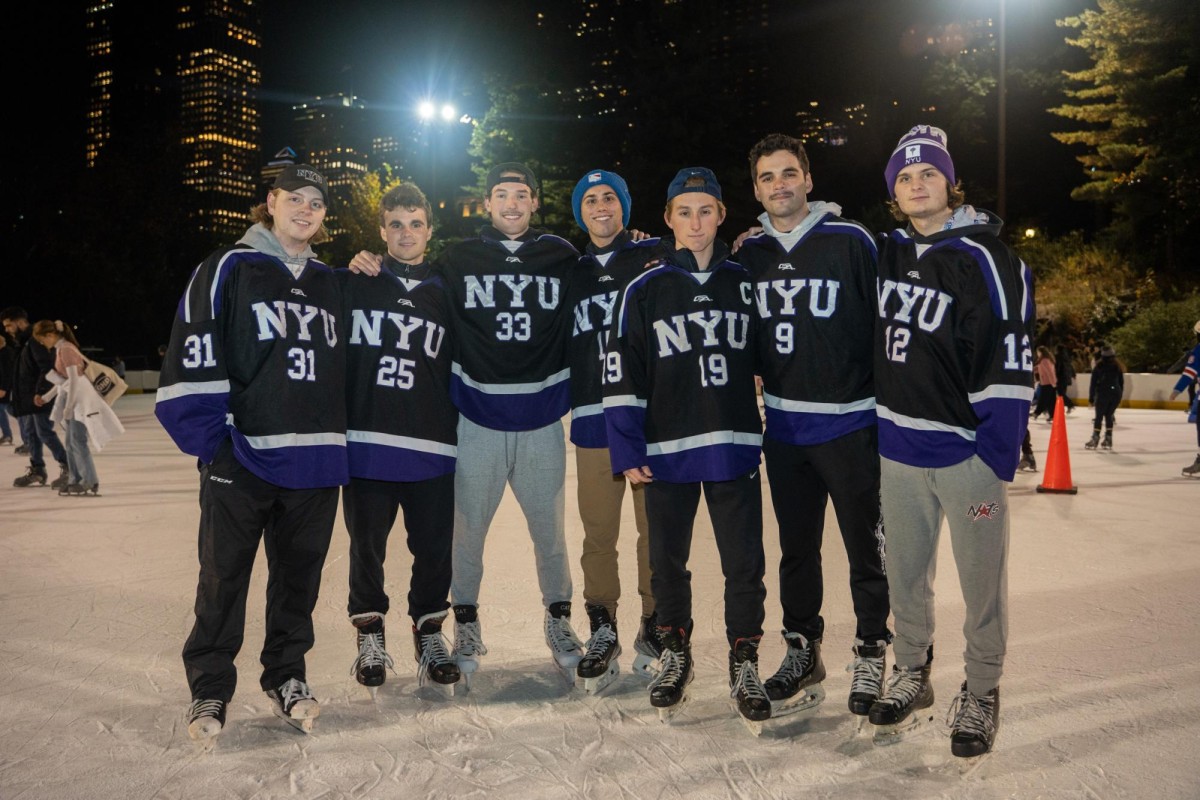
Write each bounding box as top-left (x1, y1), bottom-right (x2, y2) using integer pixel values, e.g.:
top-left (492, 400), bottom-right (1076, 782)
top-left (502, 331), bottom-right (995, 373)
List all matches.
top-left (440, 104), bottom-right (457, 121)
top-left (417, 101), bottom-right (435, 120)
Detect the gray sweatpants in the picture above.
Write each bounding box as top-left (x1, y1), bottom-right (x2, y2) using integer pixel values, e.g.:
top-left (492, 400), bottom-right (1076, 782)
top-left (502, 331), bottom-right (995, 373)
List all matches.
top-left (880, 455), bottom-right (1010, 694)
top-left (451, 416), bottom-right (570, 608)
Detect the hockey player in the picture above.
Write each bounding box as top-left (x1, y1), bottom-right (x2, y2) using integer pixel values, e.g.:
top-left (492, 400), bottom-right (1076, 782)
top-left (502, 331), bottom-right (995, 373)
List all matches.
top-left (156, 165), bottom-right (348, 747)
top-left (737, 133), bottom-right (891, 721)
top-left (567, 170), bottom-right (663, 693)
top-left (339, 183), bottom-right (460, 695)
top-left (1168, 320), bottom-right (1200, 477)
top-left (603, 167), bottom-right (768, 730)
top-left (870, 126), bottom-right (1035, 758)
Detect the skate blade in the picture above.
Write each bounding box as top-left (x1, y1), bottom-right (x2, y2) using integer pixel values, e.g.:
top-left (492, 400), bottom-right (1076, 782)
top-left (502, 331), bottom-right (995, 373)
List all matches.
top-left (582, 662), bottom-right (620, 695)
top-left (187, 720), bottom-right (222, 751)
top-left (770, 682), bottom-right (825, 718)
top-left (632, 652), bottom-right (659, 680)
top-left (872, 711), bottom-right (933, 746)
top-left (740, 716), bottom-right (764, 737)
top-left (271, 700), bottom-right (319, 734)
top-left (656, 693), bottom-right (689, 724)
top-left (554, 661), bottom-right (578, 689)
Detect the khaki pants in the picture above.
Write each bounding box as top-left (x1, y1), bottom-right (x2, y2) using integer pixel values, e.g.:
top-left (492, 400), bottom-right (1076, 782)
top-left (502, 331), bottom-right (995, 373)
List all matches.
top-left (575, 446), bottom-right (653, 619)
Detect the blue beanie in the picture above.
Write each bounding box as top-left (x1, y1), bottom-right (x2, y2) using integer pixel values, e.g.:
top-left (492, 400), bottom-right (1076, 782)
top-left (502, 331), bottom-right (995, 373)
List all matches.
top-left (572, 170), bottom-right (631, 232)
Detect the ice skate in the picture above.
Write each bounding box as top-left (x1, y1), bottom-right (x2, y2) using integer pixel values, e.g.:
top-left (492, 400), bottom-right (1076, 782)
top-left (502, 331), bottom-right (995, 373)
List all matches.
top-left (729, 637), bottom-right (771, 736)
top-left (349, 612), bottom-right (395, 697)
top-left (12, 465), bottom-right (47, 487)
top-left (1017, 453), bottom-right (1037, 473)
top-left (577, 604), bottom-right (621, 695)
top-left (649, 626), bottom-right (693, 723)
top-left (451, 604), bottom-right (487, 691)
top-left (632, 612), bottom-right (662, 679)
top-left (847, 638), bottom-right (887, 723)
top-left (1100, 430), bottom-right (1113, 450)
top-left (14, 443), bottom-right (29, 455)
top-left (413, 610), bottom-right (460, 696)
top-left (544, 601), bottom-right (585, 687)
top-left (186, 698), bottom-right (226, 752)
top-left (869, 661), bottom-right (934, 745)
top-left (49, 462), bottom-right (69, 492)
top-left (0, 435), bottom-right (12, 446)
top-left (265, 677), bottom-right (319, 733)
top-left (947, 681), bottom-right (1000, 758)
top-left (60, 482), bottom-right (100, 497)
top-left (1084, 431), bottom-right (1100, 450)
top-left (1183, 455), bottom-right (1200, 478)
top-left (763, 631), bottom-right (826, 718)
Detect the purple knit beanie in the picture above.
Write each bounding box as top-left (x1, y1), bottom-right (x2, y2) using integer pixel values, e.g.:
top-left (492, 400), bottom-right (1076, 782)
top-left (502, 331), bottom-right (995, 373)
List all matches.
top-left (884, 125), bottom-right (955, 198)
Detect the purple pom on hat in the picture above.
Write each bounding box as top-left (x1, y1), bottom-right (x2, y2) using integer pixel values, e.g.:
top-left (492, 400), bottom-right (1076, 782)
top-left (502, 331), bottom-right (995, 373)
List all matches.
top-left (884, 125), bottom-right (955, 198)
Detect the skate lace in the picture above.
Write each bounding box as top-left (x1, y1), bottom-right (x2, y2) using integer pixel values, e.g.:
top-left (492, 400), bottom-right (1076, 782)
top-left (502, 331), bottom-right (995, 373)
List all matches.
top-left (417, 629), bottom-right (454, 688)
top-left (774, 636), bottom-right (814, 683)
top-left (454, 620), bottom-right (488, 658)
top-left (187, 698), bottom-right (223, 722)
top-left (648, 648), bottom-right (686, 692)
top-left (879, 667), bottom-right (925, 709)
top-left (946, 686), bottom-right (996, 740)
top-left (583, 622), bottom-right (618, 660)
top-left (848, 653), bottom-right (884, 696)
top-left (350, 630), bottom-right (395, 676)
top-left (729, 659), bottom-right (769, 704)
top-left (276, 678), bottom-right (314, 714)
top-left (544, 613), bottom-right (584, 657)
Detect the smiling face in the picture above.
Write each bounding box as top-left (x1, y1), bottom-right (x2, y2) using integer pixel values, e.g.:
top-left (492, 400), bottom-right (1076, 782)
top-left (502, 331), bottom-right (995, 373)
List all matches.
top-left (266, 186), bottom-right (327, 255)
top-left (485, 176), bottom-right (538, 238)
top-left (665, 191), bottom-right (725, 267)
top-left (380, 205), bottom-right (431, 265)
top-left (893, 163), bottom-right (953, 234)
top-left (753, 149), bottom-right (812, 230)
top-left (579, 184), bottom-right (625, 247)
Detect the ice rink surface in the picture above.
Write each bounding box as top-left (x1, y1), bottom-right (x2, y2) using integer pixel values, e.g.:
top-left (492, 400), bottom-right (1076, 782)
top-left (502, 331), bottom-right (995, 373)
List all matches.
top-left (2, 395), bottom-right (1197, 799)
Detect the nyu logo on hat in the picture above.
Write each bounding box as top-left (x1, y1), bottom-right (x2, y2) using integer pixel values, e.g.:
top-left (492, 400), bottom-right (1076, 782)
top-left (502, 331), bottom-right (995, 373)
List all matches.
top-left (571, 169), bottom-right (632, 232)
top-left (273, 164), bottom-right (329, 205)
top-left (667, 166), bottom-right (722, 202)
top-left (885, 125), bottom-right (956, 199)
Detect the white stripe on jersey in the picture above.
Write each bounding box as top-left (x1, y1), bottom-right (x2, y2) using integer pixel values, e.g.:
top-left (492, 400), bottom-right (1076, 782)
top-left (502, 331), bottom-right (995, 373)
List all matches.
top-left (602, 394), bottom-right (647, 410)
top-left (450, 363), bottom-right (569, 394)
top-left (571, 402), bottom-right (604, 420)
top-left (155, 379), bottom-right (231, 402)
top-left (183, 247), bottom-right (251, 323)
top-left (615, 263), bottom-right (670, 335)
top-left (648, 430), bottom-right (763, 456)
top-left (968, 384), bottom-right (1036, 404)
top-left (961, 237), bottom-right (1009, 320)
top-left (763, 393), bottom-right (877, 415)
top-left (346, 429), bottom-right (458, 457)
top-left (877, 404), bottom-right (976, 441)
top-left (242, 431), bottom-right (347, 449)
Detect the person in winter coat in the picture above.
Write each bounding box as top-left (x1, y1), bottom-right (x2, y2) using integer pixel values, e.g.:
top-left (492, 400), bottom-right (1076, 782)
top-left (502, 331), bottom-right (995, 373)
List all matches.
top-left (1055, 344), bottom-right (1076, 412)
top-left (1, 306), bottom-right (68, 488)
top-left (1085, 346), bottom-right (1124, 450)
top-left (1031, 346), bottom-right (1058, 421)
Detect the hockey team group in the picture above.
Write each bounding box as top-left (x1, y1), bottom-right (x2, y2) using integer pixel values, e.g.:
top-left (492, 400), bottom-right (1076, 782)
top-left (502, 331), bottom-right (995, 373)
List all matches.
top-left (155, 125), bottom-right (1040, 759)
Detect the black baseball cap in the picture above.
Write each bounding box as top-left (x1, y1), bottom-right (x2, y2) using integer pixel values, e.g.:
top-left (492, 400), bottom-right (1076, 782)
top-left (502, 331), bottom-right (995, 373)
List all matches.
top-left (273, 164), bottom-right (329, 205)
top-left (486, 162), bottom-right (539, 195)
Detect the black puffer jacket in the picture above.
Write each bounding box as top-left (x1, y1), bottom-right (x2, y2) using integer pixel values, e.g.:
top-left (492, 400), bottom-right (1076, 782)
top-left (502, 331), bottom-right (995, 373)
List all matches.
top-left (8, 328), bottom-right (56, 417)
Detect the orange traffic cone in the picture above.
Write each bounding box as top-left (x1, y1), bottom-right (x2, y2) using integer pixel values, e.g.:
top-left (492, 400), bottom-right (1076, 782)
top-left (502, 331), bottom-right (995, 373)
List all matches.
top-left (1036, 395), bottom-right (1077, 494)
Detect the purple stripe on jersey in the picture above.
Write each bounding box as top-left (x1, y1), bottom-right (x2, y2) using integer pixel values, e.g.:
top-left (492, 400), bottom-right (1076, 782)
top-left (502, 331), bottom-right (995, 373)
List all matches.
top-left (970, 396), bottom-right (1030, 482)
top-left (569, 414), bottom-right (609, 448)
top-left (450, 378), bottom-right (570, 432)
top-left (231, 432), bottom-right (348, 489)
top-left (764, 407), bottom-right (876, 447)
top-left (347, 443), bottom-right (455, 482)
top-left (877, 418), bottom-right (977, 471)
top-left (604, 405), bottom-right (648, 474)
top-left (647, 443), bottom-right (761, 484)
top-left (154, 392), bottom-right (232, 465)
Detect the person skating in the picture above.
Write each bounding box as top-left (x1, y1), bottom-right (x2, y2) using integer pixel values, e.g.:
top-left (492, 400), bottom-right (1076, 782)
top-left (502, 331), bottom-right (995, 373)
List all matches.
top-left (1085, 346), bottom-right (1124, 451)
top-left (1, 307), bottom-right (68, 489)
top-left (1168, 320), bottom-right (1200, 477)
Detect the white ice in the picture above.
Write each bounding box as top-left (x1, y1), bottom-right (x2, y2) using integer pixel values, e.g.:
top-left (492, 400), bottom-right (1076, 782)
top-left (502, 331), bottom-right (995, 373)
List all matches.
top-left (2, 396), bottom-right (1198, 799)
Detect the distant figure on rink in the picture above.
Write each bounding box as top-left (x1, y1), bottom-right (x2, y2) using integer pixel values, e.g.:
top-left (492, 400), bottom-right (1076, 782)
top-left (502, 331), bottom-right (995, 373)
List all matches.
top-left (2, 306), bottom-right (68, 489)
top-left (1031, 346), bottom-right (1057, 421)
top-left (1168, 319), bottom-right (1200, 478)
top-left (1084, 345), bottom-right (1124, 451)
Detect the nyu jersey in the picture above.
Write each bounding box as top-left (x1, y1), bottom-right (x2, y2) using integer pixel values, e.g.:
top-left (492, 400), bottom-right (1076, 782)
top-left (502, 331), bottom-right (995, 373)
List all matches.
top-left (603, 241), bottom-right (762, 483)
top-left (339, 258), bottom-right (457, 482)
top-left (874, 213), bottom-right (1035, 481)
top-left (440, 226), bottom-right (578, 430)
top-left (568, 231), bottom-right (661, 447)
top-left (156, 243), bottom-right (348, 489)
top-left (740, 212), bottom-right (878, 446)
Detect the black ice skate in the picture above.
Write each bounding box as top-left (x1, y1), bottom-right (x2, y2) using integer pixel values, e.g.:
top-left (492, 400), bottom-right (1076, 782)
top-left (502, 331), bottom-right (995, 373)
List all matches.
top-left (265, 677), bottom-right (319, 733)
top-left (545, 601), bottom-right (585, 687)
top-left (763, 631), bottom-right (826, 718)
top-left (1085, 431), bottom-right (1100, 450)
top-left (186, 698), bottom-right (227, 752)
top-left (947, 681), bottom-right (1000, 758)
top-left (869, 660), bottom-right (935, 746)
top-left (1183, 455), bottom-right (1200, 478)
top-left (413, 610), bottom-right (460, 695)
top-left (847, 638), bottom-right (887, 718)
top-left (60, 482), bottom-right (100, 497)
top-left (349, 612), bottom-right (395, 695)
top-left (632, 612), bottom-right (663, 679)
top-left (1017, 453), bottom-right (1037, 472)
top-left (1101, 430), bottom-right (1113, 450)
top-left (648, 626), bottom-right (693, 723)
top-left (729, 637), bottom-right (771, 736)
top-left (451, 604), bottom-right (487, 690)
top-left (49, 462), bottom-right (69, 492)
top-left (12, 465), bottom-right (47, 487)
top-left (577, 604), bottom-right (621, 695)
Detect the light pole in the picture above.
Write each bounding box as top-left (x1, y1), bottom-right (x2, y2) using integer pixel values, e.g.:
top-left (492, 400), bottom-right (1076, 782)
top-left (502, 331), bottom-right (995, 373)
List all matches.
top-left (997, 0), bottom-right (1007, 222)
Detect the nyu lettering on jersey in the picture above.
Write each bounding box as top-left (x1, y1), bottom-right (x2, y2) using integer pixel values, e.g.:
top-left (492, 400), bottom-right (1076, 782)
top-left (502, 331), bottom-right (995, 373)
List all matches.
top-left (339, 258), bottom-right (457, 482)
top-left (156, 244), bottom-right (348, 489)
top-left (740, 213), bottom-right (879, 446)
top-left (874, 215), bottom-right (1035, 481)
top-left (568, 232), bottom-right (661, 447)
top-left (441, 227), bottom-right (579, 430)
top-left (603, 242), bottom-right (762, 483)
